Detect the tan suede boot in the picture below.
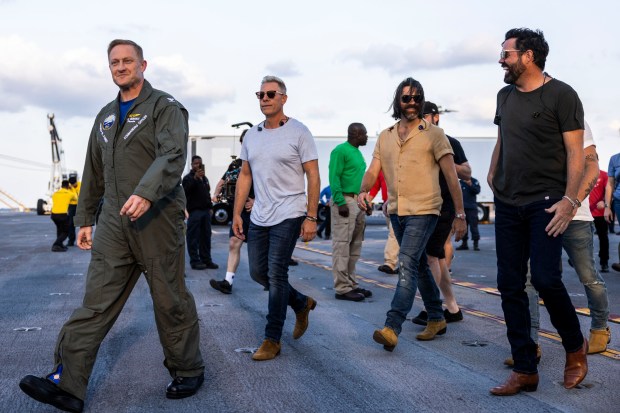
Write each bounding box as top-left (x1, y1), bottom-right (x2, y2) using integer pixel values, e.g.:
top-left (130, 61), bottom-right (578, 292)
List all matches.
top-left (587, 327), bottom-right (611, 354)
top-left (416, 320), bottom-right (447, 341)
top-left (252, 339), bottom-right (281, 361)
top-left (373, 326), bottom-right (398, 352)
top-left (293, 297), bottom-right (317, 339)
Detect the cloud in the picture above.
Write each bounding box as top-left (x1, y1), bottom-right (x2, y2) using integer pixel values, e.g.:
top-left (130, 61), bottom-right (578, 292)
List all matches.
top-left (342, 35), bottom-right (498, 75)
top-left (264, 60), bottom-right (301, 77)
top-left (149, 54), bottom-right (235, 115)
top-left (0, 36), bottom-right (234, 118)
top-left (0, 36), bottom-right (109, 116)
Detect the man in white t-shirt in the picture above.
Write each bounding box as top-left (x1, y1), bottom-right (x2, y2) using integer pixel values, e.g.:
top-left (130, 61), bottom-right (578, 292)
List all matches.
top-left (233, 75), bottom-right (320, 361)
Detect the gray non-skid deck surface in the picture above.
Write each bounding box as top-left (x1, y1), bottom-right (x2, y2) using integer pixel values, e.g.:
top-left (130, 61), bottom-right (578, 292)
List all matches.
top-left (2, 212), bottom-right (619, 412)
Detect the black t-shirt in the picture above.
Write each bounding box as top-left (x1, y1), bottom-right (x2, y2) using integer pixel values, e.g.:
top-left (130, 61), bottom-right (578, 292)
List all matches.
top-left (492, 78), bottom-right (584, 206)
top-left (439, 135), bottom-right (468, 212)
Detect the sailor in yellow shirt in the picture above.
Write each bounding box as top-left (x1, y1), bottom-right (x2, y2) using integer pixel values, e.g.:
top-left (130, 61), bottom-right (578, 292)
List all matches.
top-left (67, 176), bottom-right (81, 246)
top-left (51, 180), bottom-right (78, 252)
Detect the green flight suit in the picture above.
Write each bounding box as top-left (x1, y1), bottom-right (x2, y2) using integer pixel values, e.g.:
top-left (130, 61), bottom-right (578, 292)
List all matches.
top-left (53, 80), bottom-right (204, 400)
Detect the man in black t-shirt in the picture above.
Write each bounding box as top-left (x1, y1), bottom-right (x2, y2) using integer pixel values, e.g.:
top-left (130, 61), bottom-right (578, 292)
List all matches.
top-left (488, 28), bottom-right (587, 396)
top-left (411, 102), bottom-right (470, 327)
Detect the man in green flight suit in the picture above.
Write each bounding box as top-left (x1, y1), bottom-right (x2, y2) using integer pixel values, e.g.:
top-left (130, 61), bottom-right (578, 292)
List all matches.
top-left (20, 39), bottom-right (204, 413)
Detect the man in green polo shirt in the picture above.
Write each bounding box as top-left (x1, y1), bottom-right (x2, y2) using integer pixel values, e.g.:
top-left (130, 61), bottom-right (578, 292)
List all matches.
top-left (329, 123), bottom-right (372, 301)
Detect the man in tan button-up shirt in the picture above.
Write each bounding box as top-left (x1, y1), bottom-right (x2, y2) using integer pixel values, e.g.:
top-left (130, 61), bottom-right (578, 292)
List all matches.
top-left (358, 77), bottom-right (466, 351)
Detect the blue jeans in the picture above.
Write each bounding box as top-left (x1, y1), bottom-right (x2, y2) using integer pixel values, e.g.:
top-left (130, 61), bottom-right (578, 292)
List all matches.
top-left (614, 198), bottom-right (620, 259)
top-left (186, 208), bottom-right (213, 265)
top-left (248, 216), bottom-right (308, 342)
top-left (562, 221), bottom-right (610, 330)
top-left (495, 198), bottom-right (584, 374)
top-left (386, 214), bottom-right (443, 335)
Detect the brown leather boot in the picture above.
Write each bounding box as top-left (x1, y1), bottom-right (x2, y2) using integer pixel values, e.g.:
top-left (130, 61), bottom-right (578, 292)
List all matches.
top-left (587, 327), bottom-right (611, 354)
top-left (503, 344), bottom-right (542, 366)
top-left (373, 326), bottom-right (398, 352)
top-left (416, 319), bottom-right (447, 341)
top-left (490, 371), bottom-right (539, 396)
top-left (293, 297), bottom-right (317, 339)
top-left (564, 338), bottom-right (588, 389)
top-left (252, 339), bottom-right (281, 361)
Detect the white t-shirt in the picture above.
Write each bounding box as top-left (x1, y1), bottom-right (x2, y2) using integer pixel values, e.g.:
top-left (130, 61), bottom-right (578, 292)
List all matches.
top-left (240, 118), bottom-right (318, 226)
top-left (573, 120), bottom-right (594, 222)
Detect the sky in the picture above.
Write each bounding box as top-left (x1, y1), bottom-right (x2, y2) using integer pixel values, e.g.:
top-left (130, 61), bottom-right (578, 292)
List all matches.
top-left (0, 0), bottom-right (619, 208)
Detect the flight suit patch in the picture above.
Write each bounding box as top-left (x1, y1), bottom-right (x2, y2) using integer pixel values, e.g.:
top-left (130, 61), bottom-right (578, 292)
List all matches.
top-left (123, 114), bottom-right (148, 140)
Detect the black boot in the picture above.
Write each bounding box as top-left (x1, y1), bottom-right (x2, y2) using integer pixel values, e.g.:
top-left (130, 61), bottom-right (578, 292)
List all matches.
top-left (473, 240), bottom-right (480, 251)
top-left (456, 241), bottom-right (469, 250)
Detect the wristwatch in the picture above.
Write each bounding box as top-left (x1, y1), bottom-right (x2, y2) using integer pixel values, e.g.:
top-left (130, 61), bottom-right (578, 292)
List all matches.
top-left (455, 213), bottom-right (466, 220)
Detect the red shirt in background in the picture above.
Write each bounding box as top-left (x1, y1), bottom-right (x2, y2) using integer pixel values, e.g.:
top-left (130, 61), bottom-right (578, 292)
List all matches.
top-left (589, 170), bottom-right (608, 218)
top-left (369, 170), bottom-right (388, 202)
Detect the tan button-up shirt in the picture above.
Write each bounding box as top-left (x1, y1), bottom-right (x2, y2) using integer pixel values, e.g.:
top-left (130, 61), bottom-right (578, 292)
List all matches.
top-left (372, 119), bottom-right (453, 216)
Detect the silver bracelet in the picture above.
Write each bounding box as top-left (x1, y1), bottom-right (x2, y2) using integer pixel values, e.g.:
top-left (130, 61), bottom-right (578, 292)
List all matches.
top-left (562, 195), bottom-right (577, 209)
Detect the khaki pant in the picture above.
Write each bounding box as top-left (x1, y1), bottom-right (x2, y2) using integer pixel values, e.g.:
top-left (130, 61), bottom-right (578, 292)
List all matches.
top-left (52, 206), bottom-right (203, 400)
top-left (384, 216), bottom-right (399, 269)
top-left (331, 196), bottom-right (366, 294)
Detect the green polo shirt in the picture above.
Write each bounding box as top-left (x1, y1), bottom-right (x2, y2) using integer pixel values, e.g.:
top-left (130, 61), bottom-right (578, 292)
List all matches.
top-left (329, 141), bottom-right (366, 206)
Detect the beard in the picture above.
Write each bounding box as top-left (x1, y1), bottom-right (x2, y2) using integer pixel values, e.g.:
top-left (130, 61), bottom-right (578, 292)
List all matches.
top-left (401, 104), bottom-right (420, 121)
top-left (503, 60), bottom-right (525, 84)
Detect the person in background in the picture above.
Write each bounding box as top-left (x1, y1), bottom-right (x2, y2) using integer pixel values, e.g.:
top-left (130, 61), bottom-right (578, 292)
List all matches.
top-left (317, 185), bottom-right (331, 240)
top-left (50, 179), bottom-right (77, 252)
top-left (370, 170), bottom-right (399, 275)
top-left (210, 131), bottom-right (254, 294)
top-left (66, 176), bottom-right (80, 246)
top-left (329, 123), bottom-right (371, 302)
top-left (182, 155), bottom-right (219, 271)
top-left (606, 151), bottom-right (620, 272)
top-left (590, 169), bottom-right (610, 272)
top-left (411, 101), bottom-right (469, 326)
top-left (457, 177), bottom-right (481, 251)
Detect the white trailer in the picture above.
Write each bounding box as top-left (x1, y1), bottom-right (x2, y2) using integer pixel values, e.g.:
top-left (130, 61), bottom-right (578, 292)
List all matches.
top-left (189, 133), bottom-right (498, 223)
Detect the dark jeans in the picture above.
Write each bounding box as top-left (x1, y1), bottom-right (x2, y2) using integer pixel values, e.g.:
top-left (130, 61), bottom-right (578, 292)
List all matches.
top-left (51, 213), bottom-right (70, 247)
top-left (386, 214), bottom-right (442, 335)
top-left (593, 216), bottom-right (609, 265)
top-left (186, 208), bottom-right (213, 265)
top-left (248, 216), bottom-right (308, 342)
top-left (67, 204), bottom-right (77, 245)
top-left (461, 207), bottom-right (480, 242)
top-left (494, 198), bottom-right (583, 374)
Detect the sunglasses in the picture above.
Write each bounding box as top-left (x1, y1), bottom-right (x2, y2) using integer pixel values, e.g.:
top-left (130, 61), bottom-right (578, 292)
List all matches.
top-left (255, 90), bottom-right (285, 99)
top-left (401, 94), bottom-right (423, 104)
top-left (500, 49), bottom-right (522, 59)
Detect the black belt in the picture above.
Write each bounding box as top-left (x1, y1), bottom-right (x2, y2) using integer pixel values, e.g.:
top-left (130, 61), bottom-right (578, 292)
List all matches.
top-left (343, 193), bottom-right (358, 197)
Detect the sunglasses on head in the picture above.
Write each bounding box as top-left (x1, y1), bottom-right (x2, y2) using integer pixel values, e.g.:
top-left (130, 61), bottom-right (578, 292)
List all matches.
top-left (255, 90), bottom-right (285, 99)
top-left (401, 94), bottom-right (423, 104)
